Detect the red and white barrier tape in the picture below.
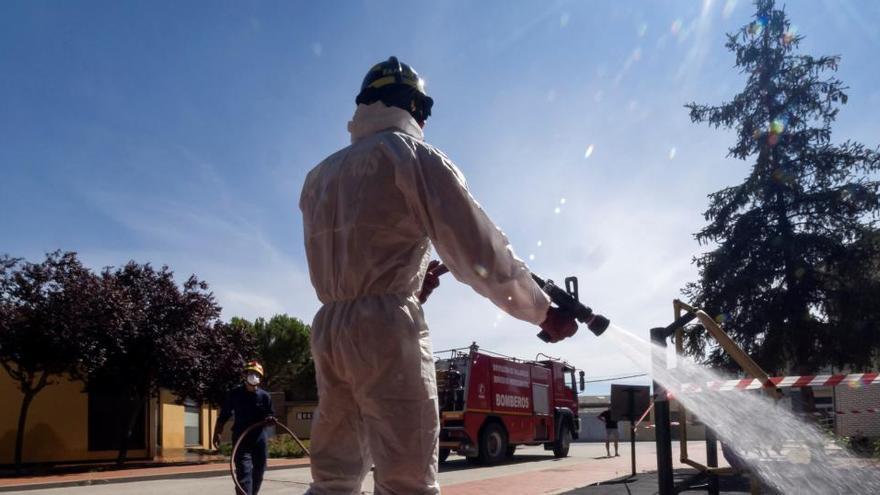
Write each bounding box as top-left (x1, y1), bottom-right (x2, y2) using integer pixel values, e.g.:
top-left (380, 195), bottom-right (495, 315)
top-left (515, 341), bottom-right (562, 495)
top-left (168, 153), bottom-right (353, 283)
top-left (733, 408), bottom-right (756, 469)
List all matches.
top-left (634, 402), bottom-right (654, 429)
top-left (823, 408), bottom-right (880, 416)
top-left (676, 372), bottom-right (879, 395)
top-left (617, 372), bottom-right (879, 430)
top-left (634, 408), bottom-right (880, 430)
top-left (637, 422), bottom-right (681, 429)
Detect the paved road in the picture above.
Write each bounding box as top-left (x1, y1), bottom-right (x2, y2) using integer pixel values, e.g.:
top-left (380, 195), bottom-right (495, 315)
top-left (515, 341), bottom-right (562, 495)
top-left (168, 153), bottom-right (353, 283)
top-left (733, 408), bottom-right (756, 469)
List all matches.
top-left (11, 442), bottom-right (711, 495)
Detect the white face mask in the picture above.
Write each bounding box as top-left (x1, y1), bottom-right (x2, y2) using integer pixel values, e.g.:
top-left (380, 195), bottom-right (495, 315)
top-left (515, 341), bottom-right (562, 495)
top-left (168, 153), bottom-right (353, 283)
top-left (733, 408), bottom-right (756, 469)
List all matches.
top-left (246, 373), bottom-right (261, 386)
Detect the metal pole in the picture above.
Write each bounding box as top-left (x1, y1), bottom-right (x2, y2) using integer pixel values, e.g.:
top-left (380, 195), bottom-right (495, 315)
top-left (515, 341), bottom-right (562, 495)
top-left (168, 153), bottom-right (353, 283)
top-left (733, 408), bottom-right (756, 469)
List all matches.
top-left (628, 390), bottom-right (636, 476)
top-left (706, 427), bottom-right (719, 495)
top-left (651, 327), bottom-right (674, 495)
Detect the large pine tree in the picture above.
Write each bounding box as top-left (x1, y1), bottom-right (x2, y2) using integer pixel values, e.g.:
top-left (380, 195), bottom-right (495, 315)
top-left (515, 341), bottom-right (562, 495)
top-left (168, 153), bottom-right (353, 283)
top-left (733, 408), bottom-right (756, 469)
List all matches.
top-left (683, 0), bottom-right (880, 375)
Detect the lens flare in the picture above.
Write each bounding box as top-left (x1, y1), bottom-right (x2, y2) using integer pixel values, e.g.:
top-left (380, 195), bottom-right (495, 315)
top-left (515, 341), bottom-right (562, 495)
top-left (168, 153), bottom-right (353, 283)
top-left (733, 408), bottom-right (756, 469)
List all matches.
top-left (536, 240), bottom-right (543, 247)
top-left (669, 147), bottom-right (677, 160)
top-left (631, 47), bottom-right (642, 62)
top-left (528, 254), bottom-right (535, 261)
top-left (722, 0), bottom-right (737, 19)
top-left (554, 207), bottom-right (561, 214)
top-left (671, 19), bottom-right (683, 36)
top-left (560, 12), bottom-right (571, 28)
top-left (584, 144), bottom-right (594, 158)
top-left (559, 198), bottom-right (567, 205)
top-left (749, 15), bottom-right (768, 36)
top-left (770, 118), bottom-right (785, 134)
top-left (846, 377), bottom-right (864, 389)
top-left (781, 26), bottom-right (798, 45)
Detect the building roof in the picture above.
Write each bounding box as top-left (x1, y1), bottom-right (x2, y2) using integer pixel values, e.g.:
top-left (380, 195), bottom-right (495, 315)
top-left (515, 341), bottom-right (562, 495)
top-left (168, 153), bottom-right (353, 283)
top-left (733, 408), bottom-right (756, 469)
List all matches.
top-left (578, 395), bottom-right (611, 408)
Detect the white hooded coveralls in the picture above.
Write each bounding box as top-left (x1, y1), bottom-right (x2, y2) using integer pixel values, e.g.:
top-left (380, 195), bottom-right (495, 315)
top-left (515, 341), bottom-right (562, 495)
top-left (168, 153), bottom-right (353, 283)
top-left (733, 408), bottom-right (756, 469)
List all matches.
top-left (300, 103), bottom-right (550, 494)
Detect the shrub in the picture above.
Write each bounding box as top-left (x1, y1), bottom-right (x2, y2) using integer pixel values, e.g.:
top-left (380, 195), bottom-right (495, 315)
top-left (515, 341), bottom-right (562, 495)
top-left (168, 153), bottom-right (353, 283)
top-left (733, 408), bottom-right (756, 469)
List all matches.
top-left (267, 435), bottom-right (309, 458)
top-left (218, 442), bottom-right (233, 456)
top-left (219, 435), bottom-right (309, 458)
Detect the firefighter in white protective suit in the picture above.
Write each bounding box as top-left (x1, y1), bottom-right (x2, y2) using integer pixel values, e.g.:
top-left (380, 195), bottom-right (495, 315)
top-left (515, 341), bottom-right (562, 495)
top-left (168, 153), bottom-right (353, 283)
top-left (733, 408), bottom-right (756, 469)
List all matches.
top-left (299, 56), bottom-right (579, 495)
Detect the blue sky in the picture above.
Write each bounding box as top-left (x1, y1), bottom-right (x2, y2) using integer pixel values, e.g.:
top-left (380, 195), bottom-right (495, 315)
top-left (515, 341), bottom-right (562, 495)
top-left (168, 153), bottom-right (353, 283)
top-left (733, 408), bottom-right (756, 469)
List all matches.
top-left (2, 0), bottom-right (879, 394)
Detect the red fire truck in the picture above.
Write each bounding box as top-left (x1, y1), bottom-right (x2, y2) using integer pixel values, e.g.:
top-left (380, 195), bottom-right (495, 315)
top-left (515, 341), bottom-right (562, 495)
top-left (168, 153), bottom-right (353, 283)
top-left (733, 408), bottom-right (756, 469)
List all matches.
top-left (435, 343), bottom-right (585, 464)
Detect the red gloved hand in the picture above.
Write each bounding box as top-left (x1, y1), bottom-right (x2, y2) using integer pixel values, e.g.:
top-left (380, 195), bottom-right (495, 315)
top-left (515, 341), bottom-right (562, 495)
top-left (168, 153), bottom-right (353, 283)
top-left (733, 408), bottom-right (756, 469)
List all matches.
top-left (538, 307), bottom-right (578, 343)
top-left (418, 260), bottom-right (443, 304)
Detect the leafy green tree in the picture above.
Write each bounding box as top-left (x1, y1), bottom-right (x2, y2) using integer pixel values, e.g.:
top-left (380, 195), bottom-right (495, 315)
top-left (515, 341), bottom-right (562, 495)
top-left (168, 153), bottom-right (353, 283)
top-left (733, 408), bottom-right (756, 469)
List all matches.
top-left (683, 0), bottom-right (880, 375)
top-left (0, 252), bottom-right (114, 472)
top-left (824, 230), bottom-right (880, 371)
top-left (233, 314), bottom-right (312, 393)
top-left (284, 357), bottom-right (318, 401)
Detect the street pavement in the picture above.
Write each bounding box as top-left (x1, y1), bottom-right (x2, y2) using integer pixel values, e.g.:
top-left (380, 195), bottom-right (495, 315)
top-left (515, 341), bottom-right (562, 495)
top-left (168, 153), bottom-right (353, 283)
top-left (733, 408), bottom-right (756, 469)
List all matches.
top-left (3, 442), bottom-right (720, 494)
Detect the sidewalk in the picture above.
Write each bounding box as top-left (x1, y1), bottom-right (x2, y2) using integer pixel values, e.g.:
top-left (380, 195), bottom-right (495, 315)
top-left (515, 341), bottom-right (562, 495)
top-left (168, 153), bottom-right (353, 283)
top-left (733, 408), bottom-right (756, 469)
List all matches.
top-left (561, 469), bottom-right (754, 494)
top-left (0, 458), bottom-right (309, 492)
top-left (441, 442), bottom-right (723, 495)
top-left (0, 442), bottom-right (714, 493)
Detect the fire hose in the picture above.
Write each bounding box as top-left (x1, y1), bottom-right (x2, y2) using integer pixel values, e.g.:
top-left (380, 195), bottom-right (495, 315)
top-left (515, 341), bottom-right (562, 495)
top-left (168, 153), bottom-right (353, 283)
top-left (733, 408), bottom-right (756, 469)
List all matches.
top-left (228, 418), bottom-right (310, 495)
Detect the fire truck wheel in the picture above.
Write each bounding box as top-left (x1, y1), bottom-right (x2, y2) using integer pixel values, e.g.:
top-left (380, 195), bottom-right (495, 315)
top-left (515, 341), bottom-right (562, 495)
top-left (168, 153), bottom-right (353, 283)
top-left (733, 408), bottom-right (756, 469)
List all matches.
top-left (478, 423), bottom-right (509, 464)
top-left (439, 448), bottom-right (450, 463)
top-left (553, 422), bottom-right (572, 458)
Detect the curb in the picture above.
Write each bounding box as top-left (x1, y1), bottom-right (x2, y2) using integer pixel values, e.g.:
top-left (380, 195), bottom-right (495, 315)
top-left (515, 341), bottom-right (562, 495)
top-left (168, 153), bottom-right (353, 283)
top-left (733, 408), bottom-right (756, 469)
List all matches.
top-left (0, 461), bottom-right (310, 492)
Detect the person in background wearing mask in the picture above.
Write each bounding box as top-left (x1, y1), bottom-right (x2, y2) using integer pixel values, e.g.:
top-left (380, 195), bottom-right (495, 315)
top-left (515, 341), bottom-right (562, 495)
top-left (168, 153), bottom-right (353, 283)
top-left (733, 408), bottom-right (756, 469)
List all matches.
top-left (300, 56), bottom-right (578, 495)
top-left (214, 361), bottom-right (275, 495)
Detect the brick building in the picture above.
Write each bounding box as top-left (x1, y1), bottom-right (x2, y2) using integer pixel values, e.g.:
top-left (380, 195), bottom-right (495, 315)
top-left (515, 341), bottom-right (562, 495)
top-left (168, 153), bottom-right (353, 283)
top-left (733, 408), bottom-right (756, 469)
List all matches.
top-left (834, 383), bottom-right (880, 438)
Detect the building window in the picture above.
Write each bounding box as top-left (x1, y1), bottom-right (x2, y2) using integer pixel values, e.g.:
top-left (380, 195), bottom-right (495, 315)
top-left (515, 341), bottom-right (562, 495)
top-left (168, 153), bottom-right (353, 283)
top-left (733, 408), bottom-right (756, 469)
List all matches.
top-left (88, 388), bottom-right (146, 452)
top-left (184, 399), bottom-right (202, 446)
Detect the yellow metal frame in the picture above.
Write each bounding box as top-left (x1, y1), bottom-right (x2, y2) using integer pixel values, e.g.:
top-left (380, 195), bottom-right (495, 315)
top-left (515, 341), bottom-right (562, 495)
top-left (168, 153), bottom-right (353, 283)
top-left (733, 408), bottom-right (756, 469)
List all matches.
top-left (671, 299), bottom-right (781, 476)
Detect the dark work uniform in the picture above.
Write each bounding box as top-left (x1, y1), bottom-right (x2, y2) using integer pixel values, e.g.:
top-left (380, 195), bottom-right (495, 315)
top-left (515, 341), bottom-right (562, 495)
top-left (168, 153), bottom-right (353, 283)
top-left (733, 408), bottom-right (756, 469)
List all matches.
top-left (598, 410), bottom-right (618, 429)
top-left (217, 385), bottom-right (273, 495)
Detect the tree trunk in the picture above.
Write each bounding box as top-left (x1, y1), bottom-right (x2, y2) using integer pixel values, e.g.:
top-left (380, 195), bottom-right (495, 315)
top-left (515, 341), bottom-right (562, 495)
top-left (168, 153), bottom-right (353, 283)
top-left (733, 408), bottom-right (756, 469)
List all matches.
top-left (14, 391), bottom-right (36, 474)
top-left (14, 372), bottom-right (48, 474)
top-left (116, 396), bottom-right (144, 465)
